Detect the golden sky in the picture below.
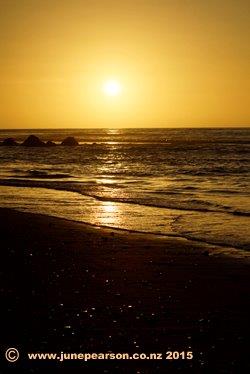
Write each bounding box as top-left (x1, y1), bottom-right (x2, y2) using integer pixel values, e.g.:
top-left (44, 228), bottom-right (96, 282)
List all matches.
top-left (0, 0), bottom-right (249, 128)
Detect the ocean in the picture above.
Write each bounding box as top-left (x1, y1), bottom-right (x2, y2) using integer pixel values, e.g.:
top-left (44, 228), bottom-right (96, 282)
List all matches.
top-left (0, 128), bottom-right (249, 251)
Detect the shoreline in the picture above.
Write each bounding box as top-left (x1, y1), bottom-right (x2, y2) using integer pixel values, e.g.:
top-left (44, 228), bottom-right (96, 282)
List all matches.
top-left (0, 181), bottom-right (249, 254)
top-left (1, 207), bottom-right (250, 372)
top-left (1, 205), bottom-right (250, 260)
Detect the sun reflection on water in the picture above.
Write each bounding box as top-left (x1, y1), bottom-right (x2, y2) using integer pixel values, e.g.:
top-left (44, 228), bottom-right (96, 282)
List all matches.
top-left (94, 200), bottom-right (121, 227)
top-left (102, 201), bottom-right (118, 214)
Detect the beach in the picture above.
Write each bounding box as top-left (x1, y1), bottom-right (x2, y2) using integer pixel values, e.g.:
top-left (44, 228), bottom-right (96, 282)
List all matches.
top-left (1, 0), bottom-right (250, 371)
top-left (1, 208), bottom-right (249, 373)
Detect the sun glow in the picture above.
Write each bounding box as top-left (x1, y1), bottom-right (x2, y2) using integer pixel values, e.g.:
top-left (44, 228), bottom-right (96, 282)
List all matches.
top-left (103, 80), bottom-right (122, 96)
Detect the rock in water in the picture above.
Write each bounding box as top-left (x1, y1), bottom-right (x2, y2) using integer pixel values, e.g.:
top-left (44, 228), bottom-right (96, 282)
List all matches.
top-left (22, 135), bottom-right (45, 147)
top-left (61, 137), bottom-right (79, 146)
top-left (2, 138), bottom-right (18, 146)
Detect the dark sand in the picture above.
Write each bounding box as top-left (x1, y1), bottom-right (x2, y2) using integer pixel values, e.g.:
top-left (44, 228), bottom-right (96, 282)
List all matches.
top-left (0, 208), bottom-right (249, 373)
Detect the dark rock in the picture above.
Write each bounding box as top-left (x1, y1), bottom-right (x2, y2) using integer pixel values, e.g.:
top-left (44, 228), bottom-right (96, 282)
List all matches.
top-left (46, 140), bottom-right (56, 147)
top-left (61, 137), bottom-right (79, 146)
top-left (22, 135), bottom-right (45, 147)
top-left (2, 138), bottom-right (18, 146)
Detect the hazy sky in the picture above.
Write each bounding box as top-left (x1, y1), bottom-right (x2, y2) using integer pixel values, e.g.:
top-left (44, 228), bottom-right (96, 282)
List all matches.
top-left (0, 0), bottom-right (249, 128)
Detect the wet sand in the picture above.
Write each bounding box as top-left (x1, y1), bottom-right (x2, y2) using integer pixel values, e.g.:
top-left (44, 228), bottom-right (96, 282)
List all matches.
top-left (0, 208), bottom-right (249, 373)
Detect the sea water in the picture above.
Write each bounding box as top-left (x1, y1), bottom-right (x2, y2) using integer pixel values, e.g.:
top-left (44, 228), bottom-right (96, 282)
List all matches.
top-left (0, 128), bottom-right (249, 250)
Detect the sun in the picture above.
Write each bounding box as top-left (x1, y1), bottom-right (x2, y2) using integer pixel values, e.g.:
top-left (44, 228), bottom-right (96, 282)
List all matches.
top-left (103, 80), bottom-right (122, 96)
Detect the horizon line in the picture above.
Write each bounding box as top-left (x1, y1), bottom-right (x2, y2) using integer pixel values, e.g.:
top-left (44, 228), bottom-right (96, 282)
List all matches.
top-left (0, 125), bottom-right (250, 131)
